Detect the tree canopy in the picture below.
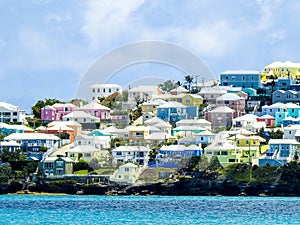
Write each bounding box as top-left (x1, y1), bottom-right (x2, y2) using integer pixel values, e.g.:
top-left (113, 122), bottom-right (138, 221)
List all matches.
top-left (32, 98), bottom-right (63, 119)
top-left (158, 80), bottom-right (178, 93)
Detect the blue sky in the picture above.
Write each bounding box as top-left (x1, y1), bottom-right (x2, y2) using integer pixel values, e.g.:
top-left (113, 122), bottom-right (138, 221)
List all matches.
top-left (0, 0), bottom-right (299, 112)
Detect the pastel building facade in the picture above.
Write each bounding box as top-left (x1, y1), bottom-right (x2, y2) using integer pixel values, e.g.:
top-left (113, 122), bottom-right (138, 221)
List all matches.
top-left (220, 70), bottom-right (261, 89)
top-left (0, 102), bottom-right (26, 123)
top-left (90, 84), bottom-right (122, 101)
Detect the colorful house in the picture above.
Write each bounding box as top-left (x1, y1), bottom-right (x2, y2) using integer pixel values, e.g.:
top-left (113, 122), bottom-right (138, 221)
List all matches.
top-left (182, 94), bottom-right (203, 107)
top-left (157, 101), bottom-right (187, 123)
top-left (261, 61), bottom-right (300, 82)
top-left (110, 163), bottom-right (140, 184)
top-left (205, 106), bottom-right (235, 130)
top-left (78, 101), bottom-right (111, 120)
top-left (128, 126), bottom-right (150, 145)
top-left (220, 70), bottom-right (261, 89)
top-left (257, 114), bottom-right (275, 127)
top-left (41, 103), bottom-right (77, 122)
top-left (0, 102), bottom-right (26, 123)
top-left (111, 145), bottom-right (151, 167)
top-left (39, 156), bottom-right (73, 176)
top-left (158, 144), bottom-right (202, 161)
top-left (216, 93), bottom-right (246, 114)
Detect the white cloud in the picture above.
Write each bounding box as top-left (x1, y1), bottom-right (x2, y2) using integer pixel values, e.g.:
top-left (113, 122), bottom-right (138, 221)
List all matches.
top-left (81, 0), bottom-right (145, 48)
top-left (256, 0), bottom-right (284, 30)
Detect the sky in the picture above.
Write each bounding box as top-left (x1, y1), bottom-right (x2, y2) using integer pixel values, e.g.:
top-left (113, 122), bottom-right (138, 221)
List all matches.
top-left (0, 0), bottom-right (300, 112)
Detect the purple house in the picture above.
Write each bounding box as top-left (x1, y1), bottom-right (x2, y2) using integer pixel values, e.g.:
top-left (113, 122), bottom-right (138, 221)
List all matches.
top-left (41, 103), bottom-right (78, 122)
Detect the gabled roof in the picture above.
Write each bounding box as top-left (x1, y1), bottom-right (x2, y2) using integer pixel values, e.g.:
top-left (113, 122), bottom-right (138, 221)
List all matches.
top-left (47, 124), bottom-right (74, 131)
top-left (220, 70), bottom-right (260, 74)
top-left (52, 103), bottom-right (76, 108)
top-left (120, 162), bottom-right (138, 168)
top-left (68, 145), bottom-right (99, 153)
top-left (4, 133), bottom-right (60, 141)
top-left (216, 93), bottom-right (244, 101)
top-left (0, 140), bottom-right (21, 147)
top-left (79, 101), bottom-right (111, 110)
top-left (0, 102), bottom-right (19, 111)
top-left (63, 111), bottom-right (98, 119)
top-left (171, 86), bottom-right (189, 93)
top-left (157, 101), bottom-right (187, 108)
top-left (268, 139), bottom-right (300, 145)
top-left (259, 114), bottom-right (275, 119)
top-left (144, 132), bottom-right (174, 140)
top-left (211, 106), bottom-right (235, 113)
top-left (112, 145), bottom-right (151, 152)
top-left (42, 156), bottom-right (73, 163)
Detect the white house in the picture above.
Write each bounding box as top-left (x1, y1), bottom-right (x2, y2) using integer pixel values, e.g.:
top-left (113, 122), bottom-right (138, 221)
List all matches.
top-left (110, 163), bottom-right (140, 184)
top-left (128, 85), bottom-right (162, 105)
top-left (90, 84), bottom-right (122, 101)
top-left (111, 145), bottom-right (151, 167)
top-left (62, 111), bottom-right (99, 123)
top-left (0, 102), bottom-right (26, 123)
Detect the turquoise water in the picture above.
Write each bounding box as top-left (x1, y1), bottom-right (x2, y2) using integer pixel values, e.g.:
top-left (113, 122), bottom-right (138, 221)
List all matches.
top-left (0, 195), bottom-right (299, 225)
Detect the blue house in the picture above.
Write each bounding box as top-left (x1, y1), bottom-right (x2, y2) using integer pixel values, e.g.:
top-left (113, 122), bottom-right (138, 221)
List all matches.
top-left (158, 144), bottom-right (202, 160)
top-left (157, 101), bottom-right (187, 123)
top-left (220, 70), bottom-right (261, 89)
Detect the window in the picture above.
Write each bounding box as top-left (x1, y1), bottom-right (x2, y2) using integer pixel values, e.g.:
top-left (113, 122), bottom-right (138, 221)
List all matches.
top-left (92, 88), bottom-right (95, 93)
top-left (229, 159), bottom-right (236, 162)
top-left (116, 152), bottom-right (122, 155)
top-left (56, 161), bottom-right (63, 167)
top-left (242, 76), bottom-right (245, 80)
top-left (125, 168), bottom-right (129, 172)
top-left (231, 76), bottom-right (236, 80)
top-left (109, 88), bottom-right (111, 93)
top-left (97, 88), bottom-right (100, 92)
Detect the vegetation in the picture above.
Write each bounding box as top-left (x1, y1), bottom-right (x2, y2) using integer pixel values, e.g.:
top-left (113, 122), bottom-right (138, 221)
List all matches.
top-left (31, 98), bottom-right (63, 119)
top-left (158, 80), bottom-right (178, 93)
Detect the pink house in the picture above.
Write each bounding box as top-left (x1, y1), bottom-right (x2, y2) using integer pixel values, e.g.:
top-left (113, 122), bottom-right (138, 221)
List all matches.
top-left (216, 93), bottom-right (245, 115)
top-left (257, 114), bottom-right (275, 127)
top-left (78, 101), bottom-right (111, 120)
top-left (41, 103), bottom-right (78, 121)
top-left (205, 106), bottom-right (236, 130)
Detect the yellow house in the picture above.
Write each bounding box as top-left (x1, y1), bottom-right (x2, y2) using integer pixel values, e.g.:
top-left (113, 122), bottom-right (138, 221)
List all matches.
top-left (141, 102), bottom-right (160, 114)
top-left (182, 94), bottom-right (203, 107)
top-left (229, 134), bottom-right (266, 164)
top-left (128, 126), bottom-right (149, 145)
top-left (261, 61), bottom-right (300, 82)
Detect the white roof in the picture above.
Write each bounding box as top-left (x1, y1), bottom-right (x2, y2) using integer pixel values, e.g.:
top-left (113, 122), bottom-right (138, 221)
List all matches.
top-left (221, 70), bottom-right (260, 74)
top-left (128, 126), bottom-right (149, 132)
top-left (128, 85), bottom-right (159, 92)
top-left (144, 132), bottom-right (173, 140)
top-left (144, 117), bottom-right (165, 125)
top-left (52, 103), bottom-right (76, 108)
top-left (0, 140), bottom-right (21, 147)
top-left (120, 162), bottom-right (138, 168)
top-left (216, 93), bottom-right (244, 101)
top-left (0, 102), bottom-right (19, 110)
top-left (112, 146), bottom-right (151, 152)
top-left (260, 114), bottom-right (275, 119)
top-left (68, 145), bottom-right (99, 153)
top-left (47, 124), bottom-right (74, 131)
top-left (171, 86), bottom-right (189, 93)
top-left (79, 101), bottom-right (111, 110)
top-left (234, 114), bottom-right (258, 121)
top-left (48, 121), bottom-right (82, 127)
top-left (268, 139), bottom-right (300, 145)
top-left (42, 156), bottom-right (73, 163)
top-left (90, 83), bottom-right (121, 88)
top-left (4, 133), bottom-right (60, 141)
top-left (157, 101), bottom-right (187, 108)
top-left (262, 103), bottom-right (284, 109)
top-left (211, 106), bottom-right (235, 113)
top-left (63, 111), bottom-right (98, 119)
top-left (265, 61), bottom-right (300, 69)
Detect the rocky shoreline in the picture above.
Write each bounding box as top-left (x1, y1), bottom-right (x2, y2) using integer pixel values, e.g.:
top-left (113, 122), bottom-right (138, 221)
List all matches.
top-left (1, 177), bottom-right (299, 196)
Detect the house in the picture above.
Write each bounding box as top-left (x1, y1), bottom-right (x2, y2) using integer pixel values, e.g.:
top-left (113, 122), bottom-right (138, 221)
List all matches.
top-left (0, 140), bottom-right (21, 152)
top-left (4, 133), bottom-right (61, 153)
top-left (39, 156), bottom-right (73, 176)
top-left (283, 117), bottom-right (300, 127)
top-left (78, 101), bottom-right (111, 120)
top-left (243, 121), bottom-right (266, 134)
top-left (0, 123), bottom-right (34, 135)
top-left (261, 61), bottom-right (300, 82)
top-left (158, 144), bottom-right (202, 161)
top-left (261, 103), bottom-right (284, 117)
top-left (257, 114), bottom-right (275, 127)
top-left (242, 88), bottom-right (257, 97)
top-left (74, 134), bottom-right (111, 149)
top-left (205, 106), bottom-right (235, 130)
top-left (283, 125), bottom-right (300, 140)
top-left (194, 130), bottom-right (215, 145)
top-left (41, 103), bottom-right (77, 121)
top-left (260, 139), bottom-right (300, 166)
top-left (182, 94), bottom-right (203, 107)
top-left (66, 145), bottom-right (109, 163)
top-left (220, 70), bottom-right (261, 89)
top-left (128, 85), bottom-right (163, 105)
top-left (199, 86), bottom-right (227, 104)
top-left (275, 103), bottom-right (300, 127)
top-left (172, 126), bottom-right (206, 137)
top-left (228, 134), bottom-right (266, 165)
top-left (128, 126), bottom-right (149, 145)
top-left (46, 121), bottom-right (82, 138)
top-left (216, 93), bottom-right (246, 114)
top-left (0, 102), bottom-right (26, 123)
top-left (204, 132), bottom-right (239, 167)
top-left (90, 84), bottom-right (122, 101)
top-left (170, 86), bottom-right (189, 95)
top-left (176, 118), bottom-right (211, 130)
top-left (103, 126), bottom-right (129, 139)
top-left (272, 90), bottom-right (300, 104)
top-left (157, 101), bottom-right (187, 124)
top-left (144, 117), bottom-right (172, 135)
top-left (62, 111), bottom-right (98, 124)
top-left (110, 163), bottom-right (140, 184)
top-left (144, 132), bottom-right (176, 146)
top-left (232, 114), bottom-right (258, 128)
top-left (111, 145), bottom-right (151, 166)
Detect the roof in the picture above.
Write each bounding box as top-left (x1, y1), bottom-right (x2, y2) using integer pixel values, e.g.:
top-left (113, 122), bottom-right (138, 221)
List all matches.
top-left (68, 145), bottom-right (100, 153)
top-left (128, 85), bottom-right (159, 92)
top-left (0, 102), bottom-right (19, 111)
top-left (211, 106), bottom-right (235, 113)
top-left (262, 102), bottom-right (284, 109)
top-left (119, 162), bottom-right (138, 168)
top-left (128, 126), bottom-right (149, 132)
top-left (79, 101), bottom-right (111, 110)
top-left (144, 132), bottom-right (174, 140)
top-left (171, 86), bottom-right (189, 93)
top-left (259, 114), bottom-right (275, 119)
top-left (48, 121), bottom-right (82, 127)
top-left (4, 133), bottom-right (60, 141)
top-left (52, 103), bottom-right (76, 108)
top-left (112, 146), bottom-right (151, 152)
top-left (216, 93), bottom-right (244, 101)
top-left (90, 83), bottom-right (121, 88)
top-left (264, 61), bottom-right (300, 69)
top-left (173, 126), bottom-right (206, 131)
top-left (42, 156), bottom-right (73, 163)
top-left (47, 124), bottom-right (74, 131)
top-left (0, 140), bottom-right (21, 147)
top-left (63, 111), bottom-right (98, 119)
top-left (220, 70), bottom-right (260, 75)
top-left (268, 139), bottom-right (300, 145)
top-left (157, 101), bottom-right (187, 108)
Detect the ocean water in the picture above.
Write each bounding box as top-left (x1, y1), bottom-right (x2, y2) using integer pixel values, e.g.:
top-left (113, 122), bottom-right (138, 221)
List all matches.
top-left (0, 195), bottom-right (299, 225)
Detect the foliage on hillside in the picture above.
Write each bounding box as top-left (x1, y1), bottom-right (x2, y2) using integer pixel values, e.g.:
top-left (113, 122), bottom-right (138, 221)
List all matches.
top-left (31, 98), bottom-right (63, 119)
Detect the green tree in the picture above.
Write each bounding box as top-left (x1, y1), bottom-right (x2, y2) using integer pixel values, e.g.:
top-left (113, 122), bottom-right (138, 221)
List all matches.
top-left (198, 155), bottom-right (209, 172)
top-left (184, 75), bottom-right (194, 92)
top-left (206, 155), bottom-right (223, 171)
top-left (32, 98), bottom-right (63, 119)
top-left (158, 80), bottom-right (178, 93)
top-left (0, 148), bottom-right (26, 163)
top-left (73, 160), bottom-right (89, 172)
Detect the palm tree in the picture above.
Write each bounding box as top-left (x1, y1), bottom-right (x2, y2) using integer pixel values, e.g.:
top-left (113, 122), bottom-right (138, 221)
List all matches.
top-left (184, 75), bottom-right (194, 92)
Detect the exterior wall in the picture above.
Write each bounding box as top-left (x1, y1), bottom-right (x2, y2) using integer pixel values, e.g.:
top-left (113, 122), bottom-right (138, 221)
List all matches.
top-left (0, 106), bottom-right (26, 123)
top-left (90, 84), bottom-right (122, 101)
top-left (157, 107), bottom-right (187, 123)
top-left (216, 99), bottom-right (245, 112)
top-left (40, 158), bottom-right (73, 176)
top-left (205, 112), bottom-right (235, 129)
top-left (220, 72), bottom-right (261, 89)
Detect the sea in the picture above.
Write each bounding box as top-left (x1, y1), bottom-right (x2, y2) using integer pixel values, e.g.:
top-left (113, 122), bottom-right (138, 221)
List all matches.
top-left (0, 195), bottom-right (299, 225)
